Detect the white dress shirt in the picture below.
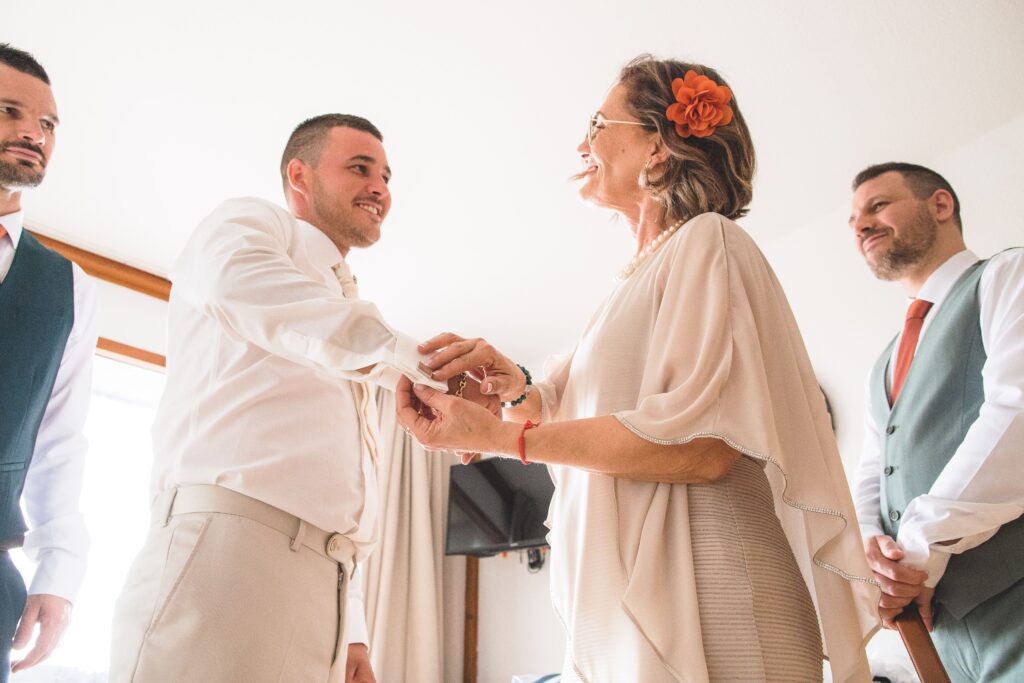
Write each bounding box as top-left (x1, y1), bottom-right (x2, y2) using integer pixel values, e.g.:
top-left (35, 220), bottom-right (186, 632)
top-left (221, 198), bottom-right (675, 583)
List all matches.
top-left (151, 197), bottom-right (444, 644)
top-left (854, 247), bottom-right (1024, 586)
top-left (0, 210), bottom-right (98, 603)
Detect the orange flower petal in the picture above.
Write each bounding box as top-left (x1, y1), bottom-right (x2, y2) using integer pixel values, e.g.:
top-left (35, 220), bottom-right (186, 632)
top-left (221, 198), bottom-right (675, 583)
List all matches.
top-left (718, 106), bottom-right (734, 126)
top-left (675, 122), bottom-right (691, 138)
top-left (671, 78), bottom-right (686, 99)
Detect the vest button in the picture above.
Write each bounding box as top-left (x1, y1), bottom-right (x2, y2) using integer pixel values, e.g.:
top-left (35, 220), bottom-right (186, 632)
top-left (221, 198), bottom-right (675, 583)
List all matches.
top-left (889, 509), bottom-right (901, 522)
top-left (884, 465), bottom-right (895, 476)
top-left (885, 425), bottom-right (897, 435)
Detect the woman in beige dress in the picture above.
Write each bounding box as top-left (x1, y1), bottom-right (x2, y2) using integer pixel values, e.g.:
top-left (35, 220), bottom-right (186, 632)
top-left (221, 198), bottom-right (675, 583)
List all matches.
top-left (397, 55), bottom-right (880, 682)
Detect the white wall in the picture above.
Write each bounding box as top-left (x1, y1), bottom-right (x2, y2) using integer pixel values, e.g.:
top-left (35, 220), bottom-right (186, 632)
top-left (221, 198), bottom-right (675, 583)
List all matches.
top-left (477, 552), bottom-right (565, 683)
top-left (94, 279), bottom-right (168, 356)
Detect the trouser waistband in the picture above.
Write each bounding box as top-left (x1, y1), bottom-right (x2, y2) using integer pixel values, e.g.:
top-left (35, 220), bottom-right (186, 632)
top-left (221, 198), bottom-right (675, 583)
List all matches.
top-left (152, 485), bottom-right (356, 566)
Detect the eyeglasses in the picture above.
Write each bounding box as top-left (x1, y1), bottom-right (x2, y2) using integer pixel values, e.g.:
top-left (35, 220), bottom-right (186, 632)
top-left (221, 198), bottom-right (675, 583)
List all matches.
top-left (588, 112), bottom-right (649, 144)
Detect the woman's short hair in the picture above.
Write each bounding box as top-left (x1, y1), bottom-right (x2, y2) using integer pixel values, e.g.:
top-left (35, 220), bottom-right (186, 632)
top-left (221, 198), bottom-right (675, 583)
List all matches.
top-left (618, 54), bottom-right (755, 223)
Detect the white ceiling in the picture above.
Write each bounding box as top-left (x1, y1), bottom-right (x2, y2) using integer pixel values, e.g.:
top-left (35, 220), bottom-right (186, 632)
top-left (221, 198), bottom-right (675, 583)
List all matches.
top-left (8, 0), bottom-right (1024, 369)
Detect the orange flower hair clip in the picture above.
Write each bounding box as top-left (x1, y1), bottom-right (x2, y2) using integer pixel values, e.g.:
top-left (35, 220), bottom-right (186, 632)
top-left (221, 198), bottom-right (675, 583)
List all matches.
top-left (665, 70), bottom-right (734, 139)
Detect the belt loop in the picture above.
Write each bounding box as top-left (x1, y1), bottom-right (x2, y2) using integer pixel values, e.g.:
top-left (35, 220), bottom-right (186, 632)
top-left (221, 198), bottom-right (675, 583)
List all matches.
top-left (160, 488), bottom-right (179, 527)
top-left (290, 520), bottom-right (307, 552)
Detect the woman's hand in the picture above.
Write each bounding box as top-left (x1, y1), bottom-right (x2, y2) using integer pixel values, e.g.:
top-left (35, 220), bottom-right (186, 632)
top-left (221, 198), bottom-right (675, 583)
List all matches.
top-left (419, 333), bottom-right (526, 404)
top-left (444, 372), bottom-right (502, 462)
top-left (446, 372), bottom-right (502, 419)
top-left (396, 376), bottom-right (514, 457)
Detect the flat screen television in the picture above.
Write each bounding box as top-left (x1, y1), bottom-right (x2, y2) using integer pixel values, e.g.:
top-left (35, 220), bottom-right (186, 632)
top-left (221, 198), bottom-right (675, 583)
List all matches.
top-left (445, 459), bottom-right (555, 557)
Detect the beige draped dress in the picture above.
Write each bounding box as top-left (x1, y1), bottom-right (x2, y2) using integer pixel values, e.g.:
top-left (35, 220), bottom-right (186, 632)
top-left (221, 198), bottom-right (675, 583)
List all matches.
top-left (533, 213), bottom-right (879, 682)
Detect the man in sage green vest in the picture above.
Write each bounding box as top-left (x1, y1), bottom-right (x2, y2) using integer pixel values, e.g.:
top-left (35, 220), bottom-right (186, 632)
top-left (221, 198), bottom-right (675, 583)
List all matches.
top-left (849, 162), bottom-right (1024, 682)
top-left (0, 44), bottom-right (98, 681)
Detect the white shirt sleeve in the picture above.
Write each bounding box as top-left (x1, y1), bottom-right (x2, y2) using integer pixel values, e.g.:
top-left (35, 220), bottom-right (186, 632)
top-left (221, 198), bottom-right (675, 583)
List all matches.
top-left (176, 200), bottom-right (444, 391)
top-left (345, 563), bottom-right (370, 647)
top-left (853, 378), bottom-right (886, 539)
top-left (896, 248), bottom-right (1024, 586)
top-left (21, 264), bottom-right (99, 602)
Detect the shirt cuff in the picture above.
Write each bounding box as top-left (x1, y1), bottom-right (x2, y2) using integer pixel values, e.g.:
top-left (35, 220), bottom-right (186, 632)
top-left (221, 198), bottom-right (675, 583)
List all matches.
top-left (26, 549), bottom-right (87, 603)
top-left (920, 550), bottom-right (952, 588)
top-left (897, 527), bottom-right (954, 587)
top-left (368, 332), bottom-right (447, 392)
top-left (346, 593), bottom-right (369, 646)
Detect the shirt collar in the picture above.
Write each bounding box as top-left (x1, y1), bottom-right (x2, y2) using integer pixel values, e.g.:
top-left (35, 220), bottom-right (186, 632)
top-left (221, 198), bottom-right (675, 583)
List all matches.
top-left (294, 218), bottom-right (345, 274)
top-left (0, 210), bottom-right (25, 248)
top-left (914, 249), bottom-right (980, 307)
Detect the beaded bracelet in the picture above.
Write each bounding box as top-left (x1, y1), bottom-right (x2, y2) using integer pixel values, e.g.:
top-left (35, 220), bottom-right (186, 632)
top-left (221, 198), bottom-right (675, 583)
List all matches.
top-left (501, 364), bottom-right (533, 408)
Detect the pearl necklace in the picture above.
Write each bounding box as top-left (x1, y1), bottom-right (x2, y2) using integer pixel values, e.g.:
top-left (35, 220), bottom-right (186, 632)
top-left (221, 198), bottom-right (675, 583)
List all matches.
top-left (616, 219), bottom-right (685, 281)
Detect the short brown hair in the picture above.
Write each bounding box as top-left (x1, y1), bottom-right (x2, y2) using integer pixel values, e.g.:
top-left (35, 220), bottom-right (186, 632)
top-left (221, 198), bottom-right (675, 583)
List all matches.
top-left (280, 114), bottom-right (383, 188)
top-left (618, 55), bottom-right (755, 223)
top-left (853, 162), bottom-right (962, 230)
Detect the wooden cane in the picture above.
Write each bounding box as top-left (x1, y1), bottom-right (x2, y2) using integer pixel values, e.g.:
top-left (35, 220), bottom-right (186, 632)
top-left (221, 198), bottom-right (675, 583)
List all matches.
top-left (893, 605), bottom-right (950, 683)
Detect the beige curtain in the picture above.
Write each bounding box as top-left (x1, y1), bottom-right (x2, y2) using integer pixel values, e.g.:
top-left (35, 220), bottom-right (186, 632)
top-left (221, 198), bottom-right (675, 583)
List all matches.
top-left (364, 388), bottom-right (466, 683)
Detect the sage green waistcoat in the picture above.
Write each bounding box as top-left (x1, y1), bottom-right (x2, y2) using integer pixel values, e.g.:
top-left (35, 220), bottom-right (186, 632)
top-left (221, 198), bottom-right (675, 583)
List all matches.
top-left (870, 258), bottom-right (1024, 619)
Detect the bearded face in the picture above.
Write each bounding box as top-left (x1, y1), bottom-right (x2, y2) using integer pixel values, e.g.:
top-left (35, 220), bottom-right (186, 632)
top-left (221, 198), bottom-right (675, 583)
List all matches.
top-left (863, 203), bottom-right (938, 281)
top-left (0, 63), bottom-right (58, 194)
top-left (0, 139), bottom-right (47, 189)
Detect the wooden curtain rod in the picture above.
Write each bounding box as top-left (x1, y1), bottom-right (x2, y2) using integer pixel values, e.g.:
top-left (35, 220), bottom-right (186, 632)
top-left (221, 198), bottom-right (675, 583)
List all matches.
top-left (97, 337), bottom-right (167, 369)
top-left (27, 230), bottom-right (170, 368)
top-left (29, 230), bottom-right (171, 302)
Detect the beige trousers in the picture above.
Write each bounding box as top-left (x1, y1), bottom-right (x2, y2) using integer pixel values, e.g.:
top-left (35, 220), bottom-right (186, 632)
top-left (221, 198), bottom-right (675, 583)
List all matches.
top-left (109, 485), bottom-right (356, 683)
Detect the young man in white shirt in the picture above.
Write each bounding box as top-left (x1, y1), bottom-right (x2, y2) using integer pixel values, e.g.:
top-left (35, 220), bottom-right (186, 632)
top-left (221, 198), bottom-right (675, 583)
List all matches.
top-left (0, 44), bottom-right (99, 681)
top-left (110, 115), bottom-right (447, 683)
top-left (849, 162), bottom-right (1024, 681)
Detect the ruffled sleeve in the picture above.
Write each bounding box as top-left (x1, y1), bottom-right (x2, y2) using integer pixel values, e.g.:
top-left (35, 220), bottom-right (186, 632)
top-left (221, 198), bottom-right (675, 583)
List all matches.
top-left (614, 213), bottom-right (880, 682)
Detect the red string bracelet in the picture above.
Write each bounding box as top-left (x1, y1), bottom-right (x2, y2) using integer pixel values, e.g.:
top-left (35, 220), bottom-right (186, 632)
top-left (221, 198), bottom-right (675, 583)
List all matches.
top-left (518, 420), bottom-right (541, 465)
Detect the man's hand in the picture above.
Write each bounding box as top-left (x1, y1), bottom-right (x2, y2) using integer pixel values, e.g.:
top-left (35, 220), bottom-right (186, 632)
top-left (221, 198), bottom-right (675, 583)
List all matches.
top-left (863, 535), bottom-right (930, 629)
top-left (910, 585), bottom-right (937, 632)
top-left (346, 643), bottom-right (376, 683)
top-left (10, 594), bottom-right (72, 673)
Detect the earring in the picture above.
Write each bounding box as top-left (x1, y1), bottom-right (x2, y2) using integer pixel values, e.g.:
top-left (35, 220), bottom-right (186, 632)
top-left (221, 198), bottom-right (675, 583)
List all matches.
top-left (639, 160), bottom-right (652, 188)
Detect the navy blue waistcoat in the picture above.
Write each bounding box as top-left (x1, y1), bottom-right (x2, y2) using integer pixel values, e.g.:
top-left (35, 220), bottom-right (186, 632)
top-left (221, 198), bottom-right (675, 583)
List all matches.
top-left (0, 231), bottom-right (74, 541)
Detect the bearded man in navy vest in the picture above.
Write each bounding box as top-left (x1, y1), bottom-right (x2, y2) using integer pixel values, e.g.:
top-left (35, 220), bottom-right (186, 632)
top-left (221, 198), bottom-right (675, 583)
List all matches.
top-left (849, 162), bottom-right (1024, 682)
top-left (0, 44), bottom-right (98, 680)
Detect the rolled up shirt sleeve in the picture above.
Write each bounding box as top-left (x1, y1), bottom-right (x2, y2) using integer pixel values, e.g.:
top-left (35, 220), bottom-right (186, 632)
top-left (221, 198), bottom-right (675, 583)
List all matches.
top-left (896, 249), bottom-right (1024, 586)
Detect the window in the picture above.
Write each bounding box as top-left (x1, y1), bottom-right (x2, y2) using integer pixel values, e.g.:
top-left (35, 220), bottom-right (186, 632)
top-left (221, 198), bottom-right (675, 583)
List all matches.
top-left (13, 354), bottom-right (164, 679)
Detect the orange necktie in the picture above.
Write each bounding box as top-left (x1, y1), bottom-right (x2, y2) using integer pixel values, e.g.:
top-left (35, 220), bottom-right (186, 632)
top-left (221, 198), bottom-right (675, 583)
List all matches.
top-left (890, 298), bottom-right (933, 404)
top-left (0, 225), bottom-right (7, 239)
